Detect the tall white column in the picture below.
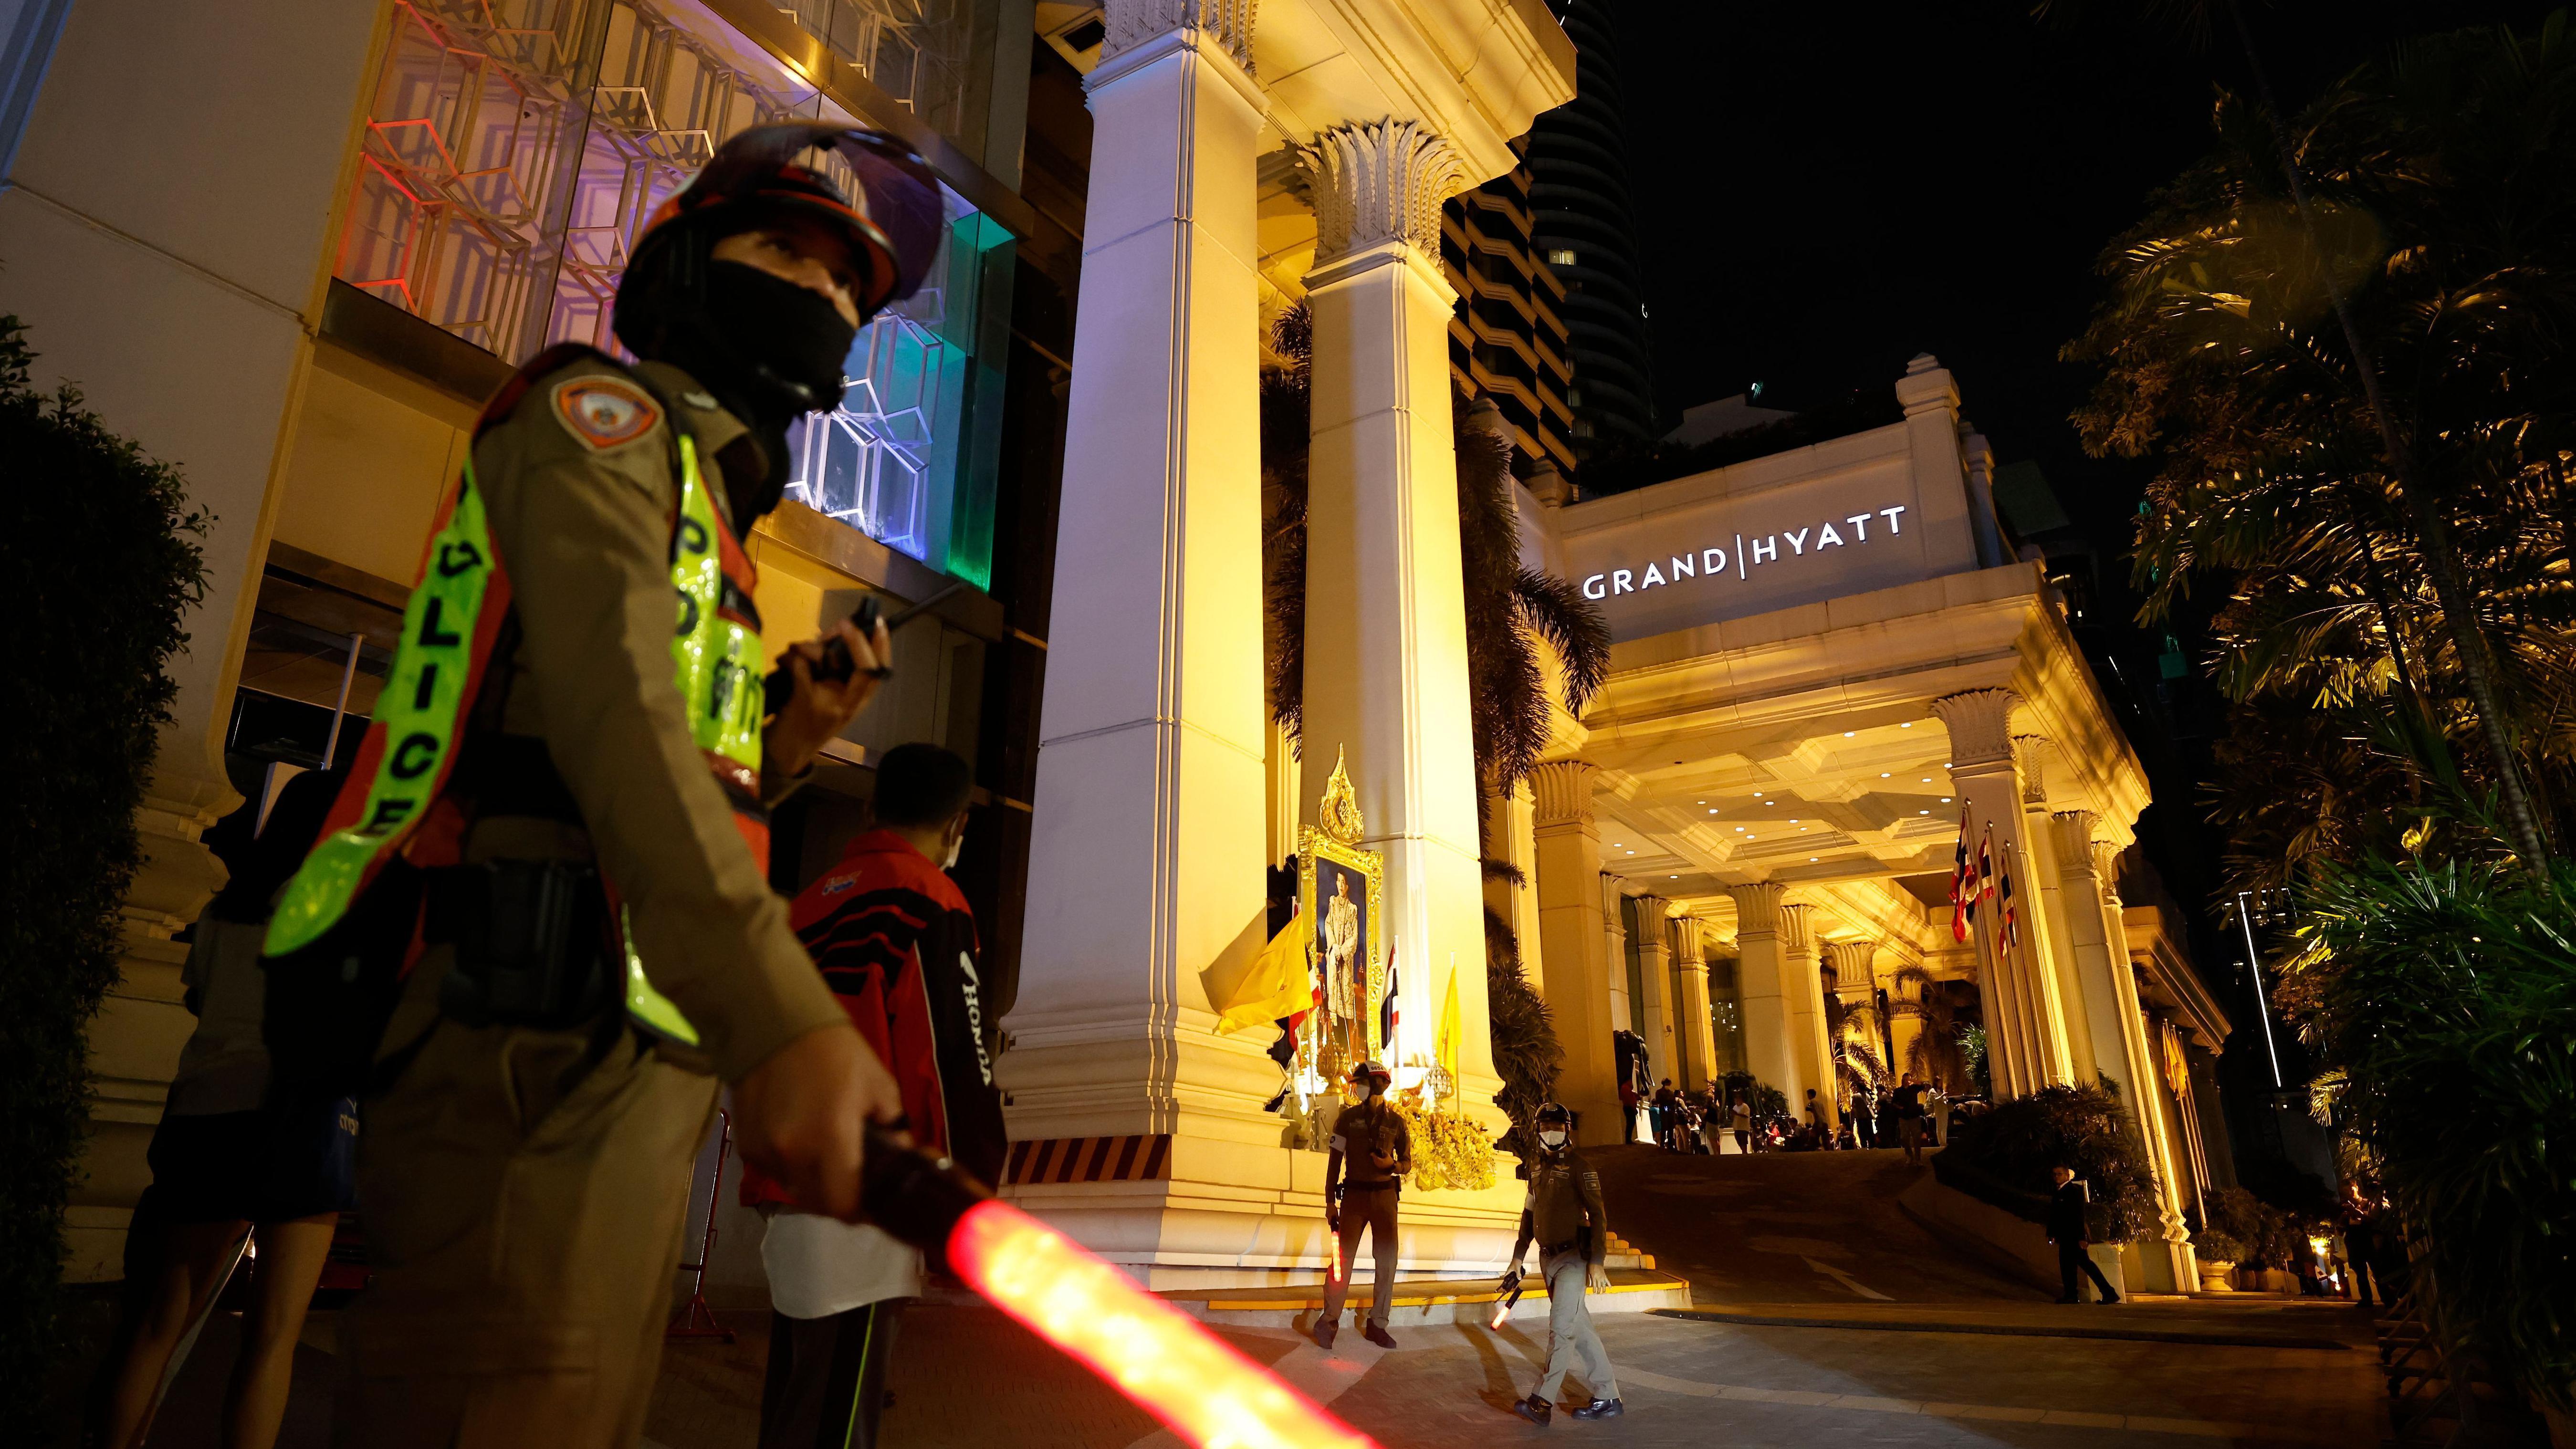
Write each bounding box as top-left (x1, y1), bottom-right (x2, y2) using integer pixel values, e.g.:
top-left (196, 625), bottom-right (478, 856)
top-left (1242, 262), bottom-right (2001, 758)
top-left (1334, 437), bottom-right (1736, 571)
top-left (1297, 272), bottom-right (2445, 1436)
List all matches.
top-left (2020, 739), bottom-right (2098, 1085)
top-left (1728, 884), bottom-right (1805, 1111)
top-left (1601, 874), bottom-right (1632, 1033)
top-left (1485, 779), bottom-right (1545, 993)
top-left (1007, 1), bottom-right (1278, 1150)
top-left (1633, 894), bottom-right (1677, 1087)
top-left (1931, 689), bottom-right (2074, 1098)
top-left (1532, 761), bottom-right (1621, 1143)
top-left (1780, 904), bottom-right (1838, 1130)
top-left (2073, 833), bottom-right (2194, 1291)
top-left (1297, 117), bottom-right (1497, 1131)
top-left (1672, 916), bottom-right (1718, 1092)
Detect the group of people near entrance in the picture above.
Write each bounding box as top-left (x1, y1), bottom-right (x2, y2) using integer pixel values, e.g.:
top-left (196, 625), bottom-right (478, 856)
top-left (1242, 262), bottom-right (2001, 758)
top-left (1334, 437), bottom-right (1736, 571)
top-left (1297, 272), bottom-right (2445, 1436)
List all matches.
top-left (1624, 1074), bottom-right (1952, 1161)
top-left (1312, 1068), bottom-right (1628, 1426)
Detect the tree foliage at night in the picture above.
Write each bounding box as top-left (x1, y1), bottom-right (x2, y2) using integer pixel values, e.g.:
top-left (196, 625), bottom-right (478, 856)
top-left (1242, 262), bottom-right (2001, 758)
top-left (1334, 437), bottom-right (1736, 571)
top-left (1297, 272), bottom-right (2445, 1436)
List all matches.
top-left (2073, 14), bottom-right (2576, 1406)
top-left (0, 317), bottom-right (208, 1394)
top-left (2070, 13), bottom-right (2576, 885)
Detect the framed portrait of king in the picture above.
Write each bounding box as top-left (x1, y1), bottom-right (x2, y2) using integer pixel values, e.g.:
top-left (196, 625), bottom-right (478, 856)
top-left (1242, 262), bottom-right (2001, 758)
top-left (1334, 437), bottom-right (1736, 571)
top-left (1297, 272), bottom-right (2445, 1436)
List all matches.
top-left (1298, 825), bottom-right (1386, 1068)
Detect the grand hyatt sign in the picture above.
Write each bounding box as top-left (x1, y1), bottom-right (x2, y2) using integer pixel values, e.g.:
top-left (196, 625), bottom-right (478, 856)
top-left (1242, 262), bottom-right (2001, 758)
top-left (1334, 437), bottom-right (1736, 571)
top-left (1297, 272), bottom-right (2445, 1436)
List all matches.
top-left (1579, 504), bottom-right (1911, 600)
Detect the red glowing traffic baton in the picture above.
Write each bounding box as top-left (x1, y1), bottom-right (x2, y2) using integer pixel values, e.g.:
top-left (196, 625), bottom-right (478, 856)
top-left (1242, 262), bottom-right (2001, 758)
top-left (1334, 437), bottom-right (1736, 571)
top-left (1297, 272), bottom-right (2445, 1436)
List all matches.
top-left (862, 1128), bottom-right (1382, 1449)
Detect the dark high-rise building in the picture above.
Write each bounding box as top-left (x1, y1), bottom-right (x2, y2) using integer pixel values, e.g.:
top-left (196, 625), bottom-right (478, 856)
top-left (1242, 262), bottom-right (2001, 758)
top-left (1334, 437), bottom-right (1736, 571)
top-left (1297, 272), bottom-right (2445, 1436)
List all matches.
top-left (1441, 136), bottom-right (1579, 479)
top-left (1528, 0), bottom-right (1657, 458)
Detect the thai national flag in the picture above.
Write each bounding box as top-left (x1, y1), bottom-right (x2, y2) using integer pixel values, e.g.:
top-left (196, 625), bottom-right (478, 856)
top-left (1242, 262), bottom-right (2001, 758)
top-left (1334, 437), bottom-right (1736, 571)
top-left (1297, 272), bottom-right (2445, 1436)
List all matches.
top-left (1948, 808), bottom-right (1976, 941)
top-left (1380, 941), bottom-right (1399, 1057)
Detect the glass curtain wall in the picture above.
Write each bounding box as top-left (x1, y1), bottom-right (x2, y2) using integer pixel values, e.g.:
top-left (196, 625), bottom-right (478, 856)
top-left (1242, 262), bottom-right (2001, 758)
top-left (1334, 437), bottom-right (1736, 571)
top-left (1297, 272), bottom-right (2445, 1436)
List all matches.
top-left (334, 0), bottom-right (1009, 585)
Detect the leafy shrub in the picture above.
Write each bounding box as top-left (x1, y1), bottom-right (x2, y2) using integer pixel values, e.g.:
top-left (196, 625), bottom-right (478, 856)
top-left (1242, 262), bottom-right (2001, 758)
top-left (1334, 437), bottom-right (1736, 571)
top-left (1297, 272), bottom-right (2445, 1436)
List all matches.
top-left (2191, 1230), bottom-right (2249, 1265)
top-left (2289, 852), bottom-right (2576, 1409)
top-left (0, 317), bottom-right (208, 1395)
top-left (2206, 1186), bottom-right (2306, 1270)
top-left (1936, 1084), bottom-right (2160, 1243)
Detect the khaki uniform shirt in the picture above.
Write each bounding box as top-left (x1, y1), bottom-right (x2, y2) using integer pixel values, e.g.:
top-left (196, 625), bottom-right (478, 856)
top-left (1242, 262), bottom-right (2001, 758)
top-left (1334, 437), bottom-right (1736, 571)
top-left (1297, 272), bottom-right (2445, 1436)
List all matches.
top-left (1330, 1097), bottom-right (1413, 1186)
top-left (1516, 1148), bottom-right (1608, 1265)
top-left (463, 353), bottom-right (842, 1081)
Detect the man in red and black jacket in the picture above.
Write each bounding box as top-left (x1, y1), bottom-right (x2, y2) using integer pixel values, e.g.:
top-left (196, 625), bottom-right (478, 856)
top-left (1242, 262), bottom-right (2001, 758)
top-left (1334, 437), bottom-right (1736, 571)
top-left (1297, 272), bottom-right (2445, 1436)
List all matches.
top-left (741, 743), bottom-right (1005, 1449)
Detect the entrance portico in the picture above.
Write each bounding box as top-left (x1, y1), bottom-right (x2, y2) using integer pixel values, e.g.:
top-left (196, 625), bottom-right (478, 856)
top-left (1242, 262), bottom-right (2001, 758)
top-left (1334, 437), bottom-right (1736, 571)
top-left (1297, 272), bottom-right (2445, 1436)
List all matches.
top-left (1524, 355), bottom-right (2204, 1291)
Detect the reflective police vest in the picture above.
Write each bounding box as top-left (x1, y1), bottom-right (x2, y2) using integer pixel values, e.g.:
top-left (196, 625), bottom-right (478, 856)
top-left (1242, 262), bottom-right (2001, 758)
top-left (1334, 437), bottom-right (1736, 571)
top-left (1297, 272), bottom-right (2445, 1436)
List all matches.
top-left (264, 352), bottom-right (767, 1045)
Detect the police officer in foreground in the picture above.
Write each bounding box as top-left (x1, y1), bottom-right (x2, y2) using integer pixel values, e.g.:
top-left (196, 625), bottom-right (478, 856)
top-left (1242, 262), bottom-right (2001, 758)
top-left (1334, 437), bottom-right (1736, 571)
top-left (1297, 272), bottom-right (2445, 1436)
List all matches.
top-left (1506, 1103), bottom-right (1623, 1425)
top-left (258, 124), bottom-right (948, 1448)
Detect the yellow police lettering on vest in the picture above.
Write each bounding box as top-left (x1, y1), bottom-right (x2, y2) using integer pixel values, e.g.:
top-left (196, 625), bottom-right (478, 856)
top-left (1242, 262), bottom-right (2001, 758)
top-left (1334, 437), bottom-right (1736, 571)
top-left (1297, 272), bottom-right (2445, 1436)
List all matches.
top-left (552, 376), bottom-right (662, 452)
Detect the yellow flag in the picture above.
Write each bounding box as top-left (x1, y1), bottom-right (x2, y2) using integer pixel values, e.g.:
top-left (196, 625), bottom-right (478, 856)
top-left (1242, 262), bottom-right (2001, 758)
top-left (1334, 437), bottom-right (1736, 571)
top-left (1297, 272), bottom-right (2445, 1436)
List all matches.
top-left (1215, 918), bottom-right (1313, 1035)
top-left (1436, 955), bottom-right (1462, 1082)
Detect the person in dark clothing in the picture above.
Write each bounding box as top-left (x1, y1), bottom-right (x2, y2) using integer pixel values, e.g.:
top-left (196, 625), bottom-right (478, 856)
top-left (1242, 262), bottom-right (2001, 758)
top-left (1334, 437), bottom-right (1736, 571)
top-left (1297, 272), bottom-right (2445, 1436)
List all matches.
top-left (1505, 1103), bottom-right (1622, 1426)
top-left (2343, 1191), bottom-right (2384, 1308)
top-left (2047, 1163), bottom-right (2121, 1304)
top-left (1892, 1074), bottom-right (1931, 1166)
top-left (742, 743), bottom-right (1006, 1449)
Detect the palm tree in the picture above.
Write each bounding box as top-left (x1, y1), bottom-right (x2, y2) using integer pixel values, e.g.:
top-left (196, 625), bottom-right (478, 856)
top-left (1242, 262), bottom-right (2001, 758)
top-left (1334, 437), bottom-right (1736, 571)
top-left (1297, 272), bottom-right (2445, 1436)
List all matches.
top-left (2054, 2), bottom-right (2576, 867)
top-left (1894, 964), bottom-right (1974, 1095)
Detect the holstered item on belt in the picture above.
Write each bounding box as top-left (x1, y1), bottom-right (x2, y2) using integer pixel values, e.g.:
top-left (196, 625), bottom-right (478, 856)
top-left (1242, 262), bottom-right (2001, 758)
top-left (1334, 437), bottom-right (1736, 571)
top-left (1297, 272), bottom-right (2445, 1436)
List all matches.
top-left (1541, 1238), bottom-right (1578, 1260)
top-left (429, 859), bottom-right (615, 1029)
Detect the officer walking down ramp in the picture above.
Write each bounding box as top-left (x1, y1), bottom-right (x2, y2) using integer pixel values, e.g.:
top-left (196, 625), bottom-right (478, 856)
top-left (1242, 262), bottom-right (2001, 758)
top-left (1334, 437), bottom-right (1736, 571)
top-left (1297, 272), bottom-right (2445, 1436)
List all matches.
top-left (1507, 1102), bottom-right (1624, 1426)
top-left (1314, 1061), bottom-right (1410, 1349)
top-left (255, 124), bottom-right (948, 1449)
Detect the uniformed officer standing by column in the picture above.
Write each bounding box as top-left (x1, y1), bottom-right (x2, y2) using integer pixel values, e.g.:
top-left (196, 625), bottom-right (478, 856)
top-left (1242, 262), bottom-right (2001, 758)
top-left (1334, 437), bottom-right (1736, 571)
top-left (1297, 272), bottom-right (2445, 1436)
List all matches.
top-left (1313, 1061), bottom-right (1409, 1349)
top-left (256, 124), bottom-right (950, 1449)
top-left (1506, 1102), bottom-right (1624, 1425)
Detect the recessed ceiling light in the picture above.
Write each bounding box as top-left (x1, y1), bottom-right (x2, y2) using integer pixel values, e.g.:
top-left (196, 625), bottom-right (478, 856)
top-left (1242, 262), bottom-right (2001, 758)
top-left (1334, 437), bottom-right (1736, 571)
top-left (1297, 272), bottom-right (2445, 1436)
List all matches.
top-left (1942, 797), bottom-right (1953, 803)
top-left (1707, 809), bottom-right (1717, 814)
top-left (1810, 856), bottom-right (1819, 862)
top-left (1880, 772), bottom-right (1891, 778)
top-left (1733, 826), bottom-right (1743, 832)
top-left (1745, 834), bottom-right (1756, 840)
top-left (1920, 777), bottom-right (1932, 783)
top-left (1918, 810), bottom-right (1930, 815)
top-left (1945, 761), bottom-right (1953, 768)
top-left (1799, 827), bottom-right (1808, 832)
top-left (1625, 849), bottom-right (1634, 854)
top-left (1844, 731), bottom-right (1855, 738)
top-left (1901, 721), bottom-right (1914, 728)
top-left (1670, 874), bottom-right (1679, 879)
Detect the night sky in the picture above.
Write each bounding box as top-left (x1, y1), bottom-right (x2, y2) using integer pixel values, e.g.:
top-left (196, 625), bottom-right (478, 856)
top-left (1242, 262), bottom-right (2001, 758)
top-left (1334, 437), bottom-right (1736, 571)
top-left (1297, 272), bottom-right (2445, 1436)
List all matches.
top-left (1617, 0), bottom-right (2560, 558)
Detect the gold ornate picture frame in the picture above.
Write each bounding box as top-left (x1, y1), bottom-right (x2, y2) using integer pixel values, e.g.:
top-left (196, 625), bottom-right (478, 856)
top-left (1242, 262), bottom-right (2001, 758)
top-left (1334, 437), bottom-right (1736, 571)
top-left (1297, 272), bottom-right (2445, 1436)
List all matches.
top-left (1299, 749), bottom-right (1387, 1065)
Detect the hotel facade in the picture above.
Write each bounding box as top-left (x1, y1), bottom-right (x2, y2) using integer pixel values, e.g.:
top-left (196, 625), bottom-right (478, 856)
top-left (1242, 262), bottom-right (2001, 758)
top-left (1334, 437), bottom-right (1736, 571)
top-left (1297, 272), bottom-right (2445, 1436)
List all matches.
top-left (5, 0), bottom-right (2234, 1298)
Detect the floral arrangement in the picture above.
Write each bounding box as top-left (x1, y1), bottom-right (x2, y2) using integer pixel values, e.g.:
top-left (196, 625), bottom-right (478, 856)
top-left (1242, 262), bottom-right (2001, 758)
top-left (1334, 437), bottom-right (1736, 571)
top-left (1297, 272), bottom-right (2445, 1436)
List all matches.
top-left (1391, 1093), bottom-right (1495, 1193)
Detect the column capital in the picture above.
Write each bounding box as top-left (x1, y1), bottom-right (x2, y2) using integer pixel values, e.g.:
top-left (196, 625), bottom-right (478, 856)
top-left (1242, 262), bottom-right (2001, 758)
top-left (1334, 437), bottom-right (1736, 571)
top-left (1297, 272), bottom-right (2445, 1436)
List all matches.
top-left (2012, 735), bottom-right (2055, 805)
top-left (1821, 939), bottom-right (1877, 984)
top-left (1632, 893), bottom-right (1673, 923)
top-left (2091, 840), bottom-right (2126, 902)
top-left (1529, 759), bottom-right (1599, 825)
top-left (1776, 902), bottom-right (1816, 954)
top-left (1727, 880), bottom-right (1786, 935)
top-left (1929, 688), bottom-right (2021, 767)
top-left (1102, 0), bottom-right (1257, 74)
top-left (1298, 118), bottom-right (1465, 267)
top-left (2051, 809), bottom-right (2102, 874)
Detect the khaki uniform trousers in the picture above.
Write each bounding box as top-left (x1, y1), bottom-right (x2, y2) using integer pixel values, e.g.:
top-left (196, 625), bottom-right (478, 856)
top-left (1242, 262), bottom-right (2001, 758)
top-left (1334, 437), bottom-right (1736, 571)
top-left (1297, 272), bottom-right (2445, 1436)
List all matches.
top-left (1319, 1182), bottom-right (1400, 1328)
top-left (1535, 1251), bottom-right (1618, 1403)
top-left (338, 955), bottom-right (718, 1449)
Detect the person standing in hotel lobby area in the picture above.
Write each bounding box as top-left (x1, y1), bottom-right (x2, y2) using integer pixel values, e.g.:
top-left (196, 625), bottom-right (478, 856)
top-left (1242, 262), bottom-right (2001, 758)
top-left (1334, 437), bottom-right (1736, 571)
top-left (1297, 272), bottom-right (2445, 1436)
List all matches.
top-left (252, 124), bottom-right (947, 1448)
top-left (741, 743), bottom-right (1006, 1449)
top-left (1893, 1073), bottom-right (1931, 1166)
top-left (1314, 1061), bottom-right (1411, 1349)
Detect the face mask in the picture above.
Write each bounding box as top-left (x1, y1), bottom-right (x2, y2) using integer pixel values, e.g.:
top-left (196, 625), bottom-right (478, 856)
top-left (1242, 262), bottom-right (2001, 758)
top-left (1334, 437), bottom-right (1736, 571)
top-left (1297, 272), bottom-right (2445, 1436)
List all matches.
top-left (1539, 1129), bottom-right (1568, 1150)
top-left (942, 830), bottom-right (966, 870)
top-left (702, 259), bottom-right (858, 415)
